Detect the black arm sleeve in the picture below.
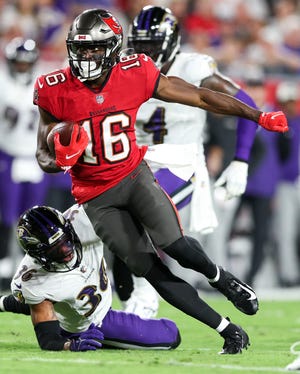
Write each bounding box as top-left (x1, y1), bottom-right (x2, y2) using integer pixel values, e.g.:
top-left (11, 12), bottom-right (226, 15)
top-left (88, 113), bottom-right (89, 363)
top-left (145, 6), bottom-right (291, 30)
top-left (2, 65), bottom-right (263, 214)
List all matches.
top-left (34, 320), bottom-right (69, 351)
top-left (2, 295), bottom-right (30, 315)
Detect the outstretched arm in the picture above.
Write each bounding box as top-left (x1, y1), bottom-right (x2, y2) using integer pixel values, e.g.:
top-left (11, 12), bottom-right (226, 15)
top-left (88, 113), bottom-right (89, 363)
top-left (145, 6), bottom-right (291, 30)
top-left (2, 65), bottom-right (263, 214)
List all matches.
top-left (154, 74), bottom-right (288, 133)
top-left (155, 74), bottom-right (260, 120)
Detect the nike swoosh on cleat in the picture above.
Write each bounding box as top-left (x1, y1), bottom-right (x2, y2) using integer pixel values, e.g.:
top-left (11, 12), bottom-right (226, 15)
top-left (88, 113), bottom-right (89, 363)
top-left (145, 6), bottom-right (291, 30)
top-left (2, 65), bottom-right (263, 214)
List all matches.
top-left (65, 151), bottom-right (81, 160)
top-left (238, 283), bottom-right (257, 301)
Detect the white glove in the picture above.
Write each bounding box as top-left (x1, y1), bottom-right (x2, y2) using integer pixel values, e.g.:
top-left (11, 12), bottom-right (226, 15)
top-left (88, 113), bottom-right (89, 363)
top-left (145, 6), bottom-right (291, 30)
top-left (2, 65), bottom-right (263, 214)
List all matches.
top-left (214, 160), bottom-right (248, 199)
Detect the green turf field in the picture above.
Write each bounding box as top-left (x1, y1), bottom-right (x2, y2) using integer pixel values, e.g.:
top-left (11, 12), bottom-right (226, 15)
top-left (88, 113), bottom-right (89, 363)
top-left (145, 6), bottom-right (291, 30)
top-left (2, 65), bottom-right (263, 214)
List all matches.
top-left (0, 296), bottom-right (298, 373)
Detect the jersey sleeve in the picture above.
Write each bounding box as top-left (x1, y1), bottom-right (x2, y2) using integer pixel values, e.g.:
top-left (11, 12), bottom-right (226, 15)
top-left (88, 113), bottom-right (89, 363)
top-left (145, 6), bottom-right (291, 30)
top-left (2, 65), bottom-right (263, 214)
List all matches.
top-left (11, 257), bottom-right (46, 305)
top-left (63, 204), bottom-right (101, 243)
top-left (18, 283), bottom-right (46, 305)
top-left (119, 53), bottom-right (160, 104)
top-left (33, 70), bottom-right (66, 121)
top-left (185, 54), bottom-right (218, 83)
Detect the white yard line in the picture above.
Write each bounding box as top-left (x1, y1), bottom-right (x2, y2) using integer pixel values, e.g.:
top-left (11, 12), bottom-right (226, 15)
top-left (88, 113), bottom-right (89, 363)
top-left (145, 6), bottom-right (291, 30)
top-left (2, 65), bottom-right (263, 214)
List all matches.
top-left (0, 356), bottom-right (290, 372)
top-left (167, 360), bottom-right (289, 372)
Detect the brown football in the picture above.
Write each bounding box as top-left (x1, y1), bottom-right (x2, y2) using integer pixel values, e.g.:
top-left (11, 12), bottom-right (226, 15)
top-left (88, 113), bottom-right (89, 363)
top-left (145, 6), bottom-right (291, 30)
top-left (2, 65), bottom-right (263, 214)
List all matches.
top-left (47, 122), bottom-right (75, 155)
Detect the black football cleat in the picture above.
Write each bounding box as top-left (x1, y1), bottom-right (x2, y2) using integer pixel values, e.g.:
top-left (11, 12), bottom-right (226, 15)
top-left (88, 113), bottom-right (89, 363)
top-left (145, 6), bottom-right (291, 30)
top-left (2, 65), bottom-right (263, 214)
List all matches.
top-left (209, 267), bottom-right (259, 315)
top-left (219, 324), bottom-right (250, 354)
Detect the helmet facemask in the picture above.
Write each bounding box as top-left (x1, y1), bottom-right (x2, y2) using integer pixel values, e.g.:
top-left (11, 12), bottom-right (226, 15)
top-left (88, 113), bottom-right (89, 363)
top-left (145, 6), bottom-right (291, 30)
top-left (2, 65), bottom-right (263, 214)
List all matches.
top-left (17, 206), bottom-right (82, 273)
top-left (67, 38), bottom-right (121, 81)
top-left (34, 228), bottom-right (82, 272)
top-left (66, 9), bottom-right (123, 81)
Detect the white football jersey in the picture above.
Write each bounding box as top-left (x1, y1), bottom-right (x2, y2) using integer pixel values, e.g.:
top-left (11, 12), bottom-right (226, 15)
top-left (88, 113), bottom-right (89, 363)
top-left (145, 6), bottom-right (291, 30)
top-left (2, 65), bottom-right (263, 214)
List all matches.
top-left (137, 53), bottom-right (219, 234)
top-left (136, 52), bottom-right (218, 149)
top-left (11, 205), bottom-right (112, 333)
top-left (0, 65), bottom-right (39, 157)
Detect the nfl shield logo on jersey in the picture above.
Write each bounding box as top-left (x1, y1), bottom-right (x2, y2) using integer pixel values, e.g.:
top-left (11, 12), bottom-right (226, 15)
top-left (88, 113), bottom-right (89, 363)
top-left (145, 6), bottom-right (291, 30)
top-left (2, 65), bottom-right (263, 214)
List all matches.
top-left (96, 95), bottom-right (104, 104)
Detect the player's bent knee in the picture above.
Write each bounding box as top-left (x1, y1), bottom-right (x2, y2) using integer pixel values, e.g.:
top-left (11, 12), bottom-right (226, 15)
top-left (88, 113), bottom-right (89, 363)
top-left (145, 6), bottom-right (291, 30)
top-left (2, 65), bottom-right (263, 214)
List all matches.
top-left (163, 236), bottom-right (207, 269)
top-left (163, 236), bottom-right (191, 266)
top-left (126, 253), bottom-right (157, 277)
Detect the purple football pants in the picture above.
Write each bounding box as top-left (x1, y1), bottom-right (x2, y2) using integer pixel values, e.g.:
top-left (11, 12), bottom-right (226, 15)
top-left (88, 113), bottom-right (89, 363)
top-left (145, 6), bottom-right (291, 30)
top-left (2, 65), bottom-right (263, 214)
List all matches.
top-left (101, 309), bottom-right (180, 349)
top-left (0, 151), bottom-right (48, 225)
top-left (62, 309), bottom-right (180, 350)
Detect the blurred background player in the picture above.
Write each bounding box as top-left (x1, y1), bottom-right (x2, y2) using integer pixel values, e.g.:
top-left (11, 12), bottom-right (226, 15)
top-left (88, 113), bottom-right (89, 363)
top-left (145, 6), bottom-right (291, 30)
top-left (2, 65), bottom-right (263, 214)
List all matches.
top-left (0, 37), bottom-right (48, 290)
top-left (204, 70), bottom-right (300, 289)
top-left (112, 5), bottom-right (260, 316)
top-left (224, 68), bottom-right (281, 287)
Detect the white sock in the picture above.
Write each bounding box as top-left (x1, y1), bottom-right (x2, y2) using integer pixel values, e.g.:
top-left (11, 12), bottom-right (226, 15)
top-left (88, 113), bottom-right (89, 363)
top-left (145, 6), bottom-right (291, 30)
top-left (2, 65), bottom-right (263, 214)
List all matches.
top-left (0, 295), bottom-right (6, 311)
top-left (215, 317), bottom-right (230, 333)
top-left (208, 265), bottom-right (220, 283)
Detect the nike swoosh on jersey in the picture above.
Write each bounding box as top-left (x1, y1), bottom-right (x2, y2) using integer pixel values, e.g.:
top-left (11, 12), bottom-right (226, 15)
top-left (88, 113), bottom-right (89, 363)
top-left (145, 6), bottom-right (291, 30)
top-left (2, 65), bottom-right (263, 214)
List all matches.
top-left (66, 151), bottom-right (81, 160)
top-left (14, 283), bottom-right (22, 289)
top-left (238, 283), bottom-right (257, 301)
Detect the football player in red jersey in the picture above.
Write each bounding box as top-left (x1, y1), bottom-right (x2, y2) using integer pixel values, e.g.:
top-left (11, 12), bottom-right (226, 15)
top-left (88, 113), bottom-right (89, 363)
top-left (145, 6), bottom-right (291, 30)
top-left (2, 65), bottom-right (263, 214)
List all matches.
top-left (34, 9), bottom-right (287, 354)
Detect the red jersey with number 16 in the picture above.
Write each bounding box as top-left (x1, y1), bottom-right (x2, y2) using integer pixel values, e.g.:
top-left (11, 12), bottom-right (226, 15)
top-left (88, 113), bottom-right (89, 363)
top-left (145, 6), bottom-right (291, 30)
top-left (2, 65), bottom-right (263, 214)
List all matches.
top-left (33, 54), bottom-right (160, 203)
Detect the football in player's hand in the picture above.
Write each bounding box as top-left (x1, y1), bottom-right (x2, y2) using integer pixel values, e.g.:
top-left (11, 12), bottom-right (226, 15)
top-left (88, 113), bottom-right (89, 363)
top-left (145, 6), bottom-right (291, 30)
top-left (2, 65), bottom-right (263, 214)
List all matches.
top-left (47, 122), bottom-right (75, 155)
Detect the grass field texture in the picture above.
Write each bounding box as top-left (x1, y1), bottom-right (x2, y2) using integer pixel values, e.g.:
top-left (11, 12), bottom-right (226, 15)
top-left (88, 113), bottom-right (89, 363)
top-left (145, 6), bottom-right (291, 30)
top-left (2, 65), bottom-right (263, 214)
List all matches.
top-left (0, 296), bottom-right (299, 374)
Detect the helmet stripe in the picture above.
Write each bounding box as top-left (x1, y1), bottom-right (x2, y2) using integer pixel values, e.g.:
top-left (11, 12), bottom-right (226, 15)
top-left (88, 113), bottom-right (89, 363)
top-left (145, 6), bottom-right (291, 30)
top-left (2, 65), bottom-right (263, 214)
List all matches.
top-left (144, 8), bottom-right (153, 30)
top-left (29, 209), bottom-right (59, 237)
top-left (138, 7), bottom-right (151, 30)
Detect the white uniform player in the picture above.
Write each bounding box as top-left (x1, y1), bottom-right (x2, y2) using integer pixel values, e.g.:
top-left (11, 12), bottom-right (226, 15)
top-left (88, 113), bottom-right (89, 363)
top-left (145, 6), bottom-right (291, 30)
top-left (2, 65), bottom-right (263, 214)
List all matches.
top-left (10, 204), bottom-right (180, 351)
top-left (0, 65), bottom-right (39, 158)
top-left (0, 38), bottom-right (48, 282)
top-left (137, 52), bottom-right (214, 146)
top-left (136, 52), bottom-right (218, 233)
top-left (0, 37), bottom-right (44, 178)
top-left (12, 204), bottom-right (112, 333)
